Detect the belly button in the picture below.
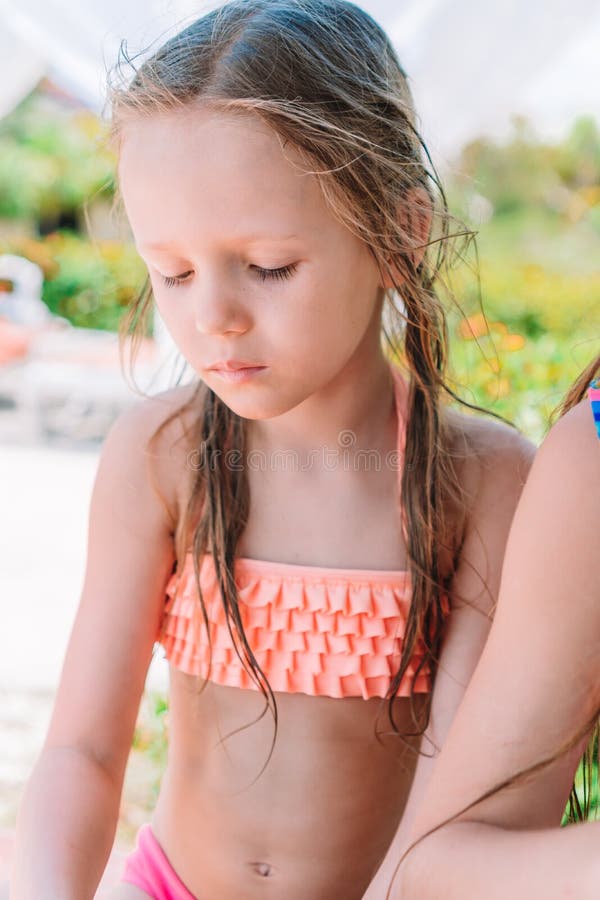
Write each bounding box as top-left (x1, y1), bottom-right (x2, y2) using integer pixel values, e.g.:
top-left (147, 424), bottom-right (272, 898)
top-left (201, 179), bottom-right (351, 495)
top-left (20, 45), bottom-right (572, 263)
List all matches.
top-left (249, 861), bottom-right (275, 878)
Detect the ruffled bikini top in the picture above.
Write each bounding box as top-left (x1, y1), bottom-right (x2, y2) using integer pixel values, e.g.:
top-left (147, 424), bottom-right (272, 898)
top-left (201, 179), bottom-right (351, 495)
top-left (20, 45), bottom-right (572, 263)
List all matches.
top-left (156, 364), bottom-right (449, 700)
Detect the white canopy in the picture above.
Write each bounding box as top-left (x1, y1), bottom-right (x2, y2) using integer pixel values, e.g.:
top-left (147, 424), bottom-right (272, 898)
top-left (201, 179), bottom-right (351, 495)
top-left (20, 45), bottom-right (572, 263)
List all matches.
top-left (1, 0), bottom-right (599, 158)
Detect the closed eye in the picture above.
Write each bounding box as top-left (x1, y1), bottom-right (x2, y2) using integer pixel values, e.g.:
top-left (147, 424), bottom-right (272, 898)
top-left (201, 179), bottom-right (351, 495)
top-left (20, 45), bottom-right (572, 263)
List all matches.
top-left (161, 271), bottom-right (193, 288)
top-left (252, 263), bottom-right (298, 282)
top-left (160, 263), bottom-right (298, 288)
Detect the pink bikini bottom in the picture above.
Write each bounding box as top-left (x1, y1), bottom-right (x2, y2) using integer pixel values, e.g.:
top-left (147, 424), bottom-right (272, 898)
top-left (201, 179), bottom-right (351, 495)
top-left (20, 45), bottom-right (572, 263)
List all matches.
top-left (121, 824), bottom-right (197, 899)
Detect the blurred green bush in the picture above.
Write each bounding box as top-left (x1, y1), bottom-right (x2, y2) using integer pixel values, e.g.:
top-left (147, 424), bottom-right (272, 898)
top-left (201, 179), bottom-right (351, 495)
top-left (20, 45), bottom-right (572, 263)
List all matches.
top-left (3, 231), bottom-right (147, 332)
top-left (0, 90), bottom-right (115, 225)
top-left (445, 116), bottom-right (600, 438)
top-left (447, 260), bottom-right (600, 439)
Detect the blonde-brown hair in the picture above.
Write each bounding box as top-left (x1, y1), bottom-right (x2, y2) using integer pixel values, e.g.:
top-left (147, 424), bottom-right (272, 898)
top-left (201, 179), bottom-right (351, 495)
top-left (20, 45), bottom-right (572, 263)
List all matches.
top-left (107, 0), bottom-right (478, 741)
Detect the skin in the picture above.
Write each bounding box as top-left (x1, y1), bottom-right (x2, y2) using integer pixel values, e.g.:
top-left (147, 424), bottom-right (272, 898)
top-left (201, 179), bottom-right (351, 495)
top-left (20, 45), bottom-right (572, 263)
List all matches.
top-left (10, 107), bottom-right (532, 900)
top-left (121, 106), bottom-right (394, 443)
top-left (399, 398), bottom-right (600, 900)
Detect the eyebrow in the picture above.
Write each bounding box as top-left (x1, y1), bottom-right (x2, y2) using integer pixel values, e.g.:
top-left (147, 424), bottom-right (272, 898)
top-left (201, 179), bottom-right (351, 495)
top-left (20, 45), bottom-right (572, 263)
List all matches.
top-left (139, 234), bottom-right (300, 250)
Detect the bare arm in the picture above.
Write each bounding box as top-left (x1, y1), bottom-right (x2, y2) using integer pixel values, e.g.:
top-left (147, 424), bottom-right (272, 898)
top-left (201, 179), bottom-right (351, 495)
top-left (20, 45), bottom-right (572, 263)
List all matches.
top-left (400, 400), bottom-right (600, 900)
top-left (402, 819), bottom-right (600, 900)
top-left (9, 393), bottom-right (184, 900)
top-left (364, 418), bottom-right (534, 898)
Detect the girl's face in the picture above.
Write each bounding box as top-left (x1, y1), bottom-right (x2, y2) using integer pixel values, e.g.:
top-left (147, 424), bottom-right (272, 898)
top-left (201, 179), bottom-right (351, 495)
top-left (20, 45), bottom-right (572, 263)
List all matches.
top-left (118, 107), bottom-right (388, 419)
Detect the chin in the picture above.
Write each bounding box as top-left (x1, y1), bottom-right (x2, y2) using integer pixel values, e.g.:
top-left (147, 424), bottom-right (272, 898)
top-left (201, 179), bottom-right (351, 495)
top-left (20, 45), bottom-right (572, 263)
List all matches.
top-left (209, 392), bottom-right (290, 421)
top-left (232, 402), bottom-right (292, 421)
top-left (198, 372), bottom-right (306, 420)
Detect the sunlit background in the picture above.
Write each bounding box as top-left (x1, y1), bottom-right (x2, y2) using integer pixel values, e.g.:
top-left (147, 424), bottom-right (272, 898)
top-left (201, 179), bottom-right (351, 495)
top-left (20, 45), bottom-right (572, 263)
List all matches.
top-left (1, 0), bottom-right (599, 884)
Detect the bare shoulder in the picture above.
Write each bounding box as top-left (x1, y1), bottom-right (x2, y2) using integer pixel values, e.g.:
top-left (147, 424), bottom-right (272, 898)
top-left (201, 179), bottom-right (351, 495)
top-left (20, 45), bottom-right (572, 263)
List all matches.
top-left (115, 380), bottom-right (202, 450)
top-left (447, 408), bottom-right (535, 513)
top-left (515, 397), bottom-right (600, 537)
top-left (535, 396), bottom-right (599, 477)
top-left (444, 410), bottom-right (536, 614)
top-left (108, 380), bottom-right (205, 532)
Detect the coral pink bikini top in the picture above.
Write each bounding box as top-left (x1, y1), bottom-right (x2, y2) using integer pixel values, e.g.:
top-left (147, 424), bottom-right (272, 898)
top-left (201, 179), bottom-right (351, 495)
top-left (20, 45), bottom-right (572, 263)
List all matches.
top-left (156, 364), bottom-right (449, 700)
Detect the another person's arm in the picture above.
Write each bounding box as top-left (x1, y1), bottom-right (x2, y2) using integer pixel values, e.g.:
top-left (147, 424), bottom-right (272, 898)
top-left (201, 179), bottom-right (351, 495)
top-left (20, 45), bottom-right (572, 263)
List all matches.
top-left (398, 400), bottom-right (600, 900)
top-left (10, 397), bottom-right (179, 900)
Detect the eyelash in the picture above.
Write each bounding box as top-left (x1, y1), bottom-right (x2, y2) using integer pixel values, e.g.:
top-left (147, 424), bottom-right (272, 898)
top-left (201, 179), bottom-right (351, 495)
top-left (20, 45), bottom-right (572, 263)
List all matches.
top-left (160, 263), bottom-right (297, 288)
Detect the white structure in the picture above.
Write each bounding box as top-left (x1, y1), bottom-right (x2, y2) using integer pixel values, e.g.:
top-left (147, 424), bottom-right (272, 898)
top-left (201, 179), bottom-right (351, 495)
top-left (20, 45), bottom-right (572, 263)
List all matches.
top-left (0, 254), bottom-right (52, 326)
top-left (0, 250), bottom-right (176, 444)
top-left (0, 0), bottom-right (599, 158)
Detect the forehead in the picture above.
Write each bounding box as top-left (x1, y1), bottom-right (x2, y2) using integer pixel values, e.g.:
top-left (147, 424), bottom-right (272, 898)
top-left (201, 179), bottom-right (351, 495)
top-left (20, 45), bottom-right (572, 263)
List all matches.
top-left (117, 107), bottom-right (326, 247)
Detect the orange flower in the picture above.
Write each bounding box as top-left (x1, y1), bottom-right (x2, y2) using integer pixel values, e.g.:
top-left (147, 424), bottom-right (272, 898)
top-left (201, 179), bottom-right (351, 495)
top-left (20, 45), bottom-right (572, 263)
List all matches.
top-left (458, 313), bottom-right (490, 340)
top-left (486, 377), bottom-right (510, 399)
top-left (501, 333), bottom-right (526, 352)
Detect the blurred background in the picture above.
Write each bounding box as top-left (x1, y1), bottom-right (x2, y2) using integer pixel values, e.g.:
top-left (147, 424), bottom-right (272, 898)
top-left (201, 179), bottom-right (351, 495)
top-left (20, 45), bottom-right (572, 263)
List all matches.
top-left (1, 0), bottom-right (599, 887)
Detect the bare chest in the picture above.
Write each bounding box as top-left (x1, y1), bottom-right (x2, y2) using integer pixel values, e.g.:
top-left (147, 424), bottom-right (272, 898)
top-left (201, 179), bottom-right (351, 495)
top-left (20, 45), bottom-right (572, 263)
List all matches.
top-left (237, 463), bottom-right (407, 571)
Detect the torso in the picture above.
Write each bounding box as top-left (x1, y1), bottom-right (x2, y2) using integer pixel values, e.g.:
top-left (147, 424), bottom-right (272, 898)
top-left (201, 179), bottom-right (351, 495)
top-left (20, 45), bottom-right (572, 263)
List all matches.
top-left (148, 371), bottom-right (453, 900)
top-left (153, 679), bottom-right (425, 899)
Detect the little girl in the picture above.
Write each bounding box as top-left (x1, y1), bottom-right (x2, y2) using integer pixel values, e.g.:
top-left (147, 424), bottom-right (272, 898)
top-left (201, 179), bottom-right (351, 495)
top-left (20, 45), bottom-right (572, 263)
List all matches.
top-left (9, 2), bottom-right (532, 898)
top-left (399, 358), bottom-right (600, 899)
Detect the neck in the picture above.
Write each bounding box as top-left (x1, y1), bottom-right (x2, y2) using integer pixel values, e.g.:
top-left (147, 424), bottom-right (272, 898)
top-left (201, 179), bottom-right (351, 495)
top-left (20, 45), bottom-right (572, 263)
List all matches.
top-left (247, 347), bottom-right (398, 460)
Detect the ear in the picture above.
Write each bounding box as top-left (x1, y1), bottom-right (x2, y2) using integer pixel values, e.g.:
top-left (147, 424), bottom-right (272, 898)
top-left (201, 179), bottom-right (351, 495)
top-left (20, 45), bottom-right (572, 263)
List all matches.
top-left (379, 186), bottom-right (433, 290)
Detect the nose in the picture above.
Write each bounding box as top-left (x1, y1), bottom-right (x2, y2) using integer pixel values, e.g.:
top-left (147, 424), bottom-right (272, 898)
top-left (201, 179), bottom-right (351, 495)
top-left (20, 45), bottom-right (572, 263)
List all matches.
top-left (193, 279), bottom-right (251, 336)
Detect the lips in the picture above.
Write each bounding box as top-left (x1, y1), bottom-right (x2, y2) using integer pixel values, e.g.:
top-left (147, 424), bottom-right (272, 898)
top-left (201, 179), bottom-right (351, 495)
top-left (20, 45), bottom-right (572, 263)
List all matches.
top-left (207, 361), bottom-right (264, 372)
top-left (207, 363), bottom-right (267, 384)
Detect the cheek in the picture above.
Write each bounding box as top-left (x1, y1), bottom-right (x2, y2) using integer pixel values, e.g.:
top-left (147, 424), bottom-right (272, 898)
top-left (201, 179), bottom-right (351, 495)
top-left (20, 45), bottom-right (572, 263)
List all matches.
top-left (308, 260), bottom-right (377, 336)
top-left (152, 290), bottom-right (180, 335)
top-left (151, 289), bottom-right (200, 362)
top-left (150, 273), bottom-right (191, 326)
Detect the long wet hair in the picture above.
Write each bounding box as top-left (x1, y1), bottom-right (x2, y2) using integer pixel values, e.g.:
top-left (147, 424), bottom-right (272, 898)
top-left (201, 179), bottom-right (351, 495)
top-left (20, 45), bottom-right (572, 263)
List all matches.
top-left (106, 0), bottom-right (481, 741)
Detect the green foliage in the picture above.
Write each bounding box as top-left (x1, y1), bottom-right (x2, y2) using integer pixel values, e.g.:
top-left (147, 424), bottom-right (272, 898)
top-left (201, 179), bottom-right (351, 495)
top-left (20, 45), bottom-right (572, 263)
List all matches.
top-left (0, 91), bottom-right (115, 221)
top-left (4, 232), bottom-right (147, 332)
top-left (455, 116), bottom-right (600, 223)
top-left (554, 118), bottom-right (600, 191)
top-left (446, 260), bottom-right (600, 440)
top-left (562, 731), bottom-right (599, 826)
top-left (444, 116), bottom-right (600, 440)
top-left (132, 691), bottom-right (169, 770)
top-left (123, 691), bottom-right (169, 823)
top-left (0, 88), bottom-right (142, 334)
